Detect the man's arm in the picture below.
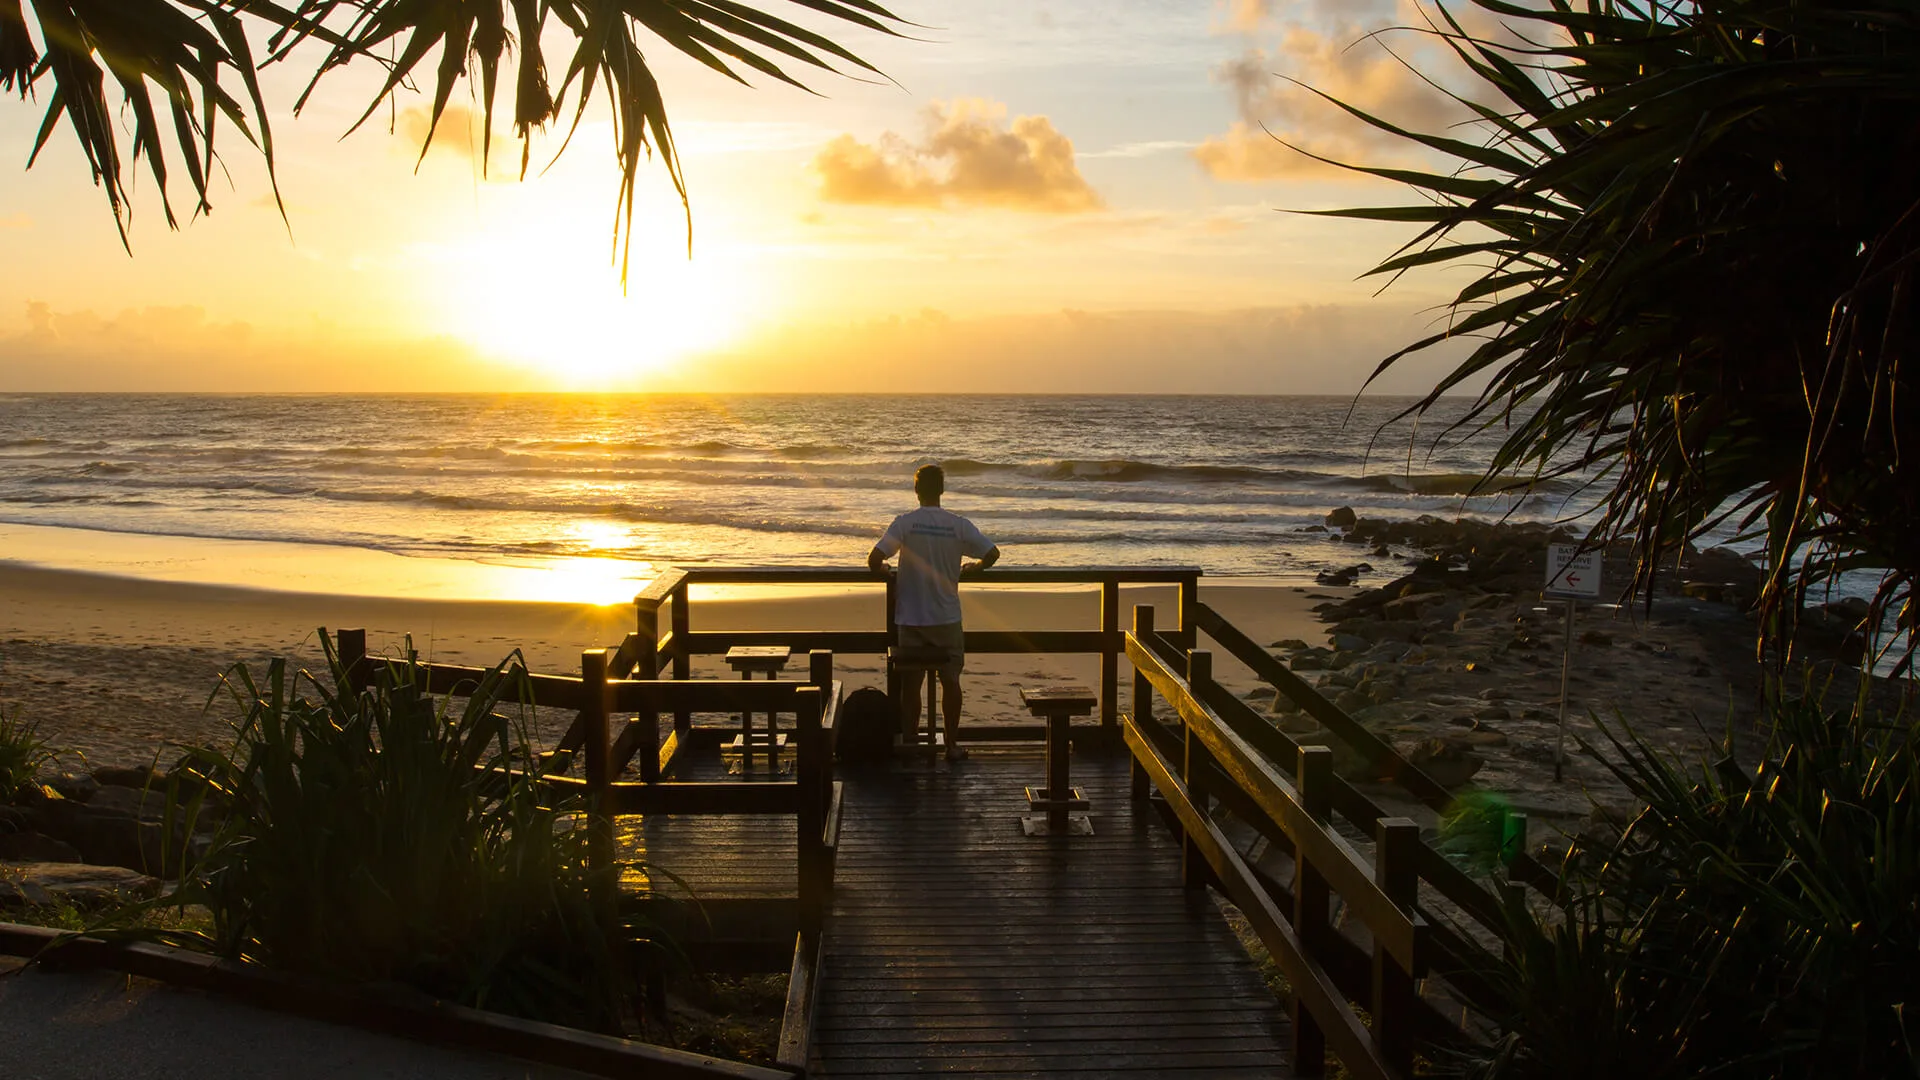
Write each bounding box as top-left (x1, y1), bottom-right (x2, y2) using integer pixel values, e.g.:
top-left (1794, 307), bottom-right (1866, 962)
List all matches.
top-left (868, 546), bottom-right (890, 575)
top-left (961, 545), bottom-right (1000, 577)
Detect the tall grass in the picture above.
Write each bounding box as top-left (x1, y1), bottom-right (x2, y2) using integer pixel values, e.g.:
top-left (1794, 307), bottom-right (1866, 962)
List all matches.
top-left (0, 704), bottom-right (57, 799)
top-left (1452, 694), bottom-right (1920, 1078)
top-left (145, 633), bottom-right (633, 1031)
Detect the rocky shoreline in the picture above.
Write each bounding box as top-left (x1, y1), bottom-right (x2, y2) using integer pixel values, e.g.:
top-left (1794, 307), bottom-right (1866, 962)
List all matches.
top-left (1268, 511), bottom-right (1773, 833)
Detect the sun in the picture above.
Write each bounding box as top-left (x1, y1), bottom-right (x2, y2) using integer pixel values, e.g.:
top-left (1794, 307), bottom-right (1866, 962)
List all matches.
top-left (434, 193), bottom-right (762, 388)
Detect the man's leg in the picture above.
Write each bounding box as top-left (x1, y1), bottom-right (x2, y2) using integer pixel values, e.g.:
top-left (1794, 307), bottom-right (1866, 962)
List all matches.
top-left (939, 668), bottom-right (965, 760)
top-left (900, 667), bottom-right (928, 736)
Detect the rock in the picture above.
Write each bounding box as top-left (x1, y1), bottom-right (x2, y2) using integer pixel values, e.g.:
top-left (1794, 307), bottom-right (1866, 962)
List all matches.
top-left (1301, 524), bottom-right (1328, 533)
top-left (1289, 652), bottom-right (1326, 671)
top-left (1269, 692), bottom-right (1304, 716)
top-left (1476, 706), bottom-right (1511, 722)
top-left (0, 831), bottom-right (82, 863)
top-left (86, 785), bottom-right (172, 822)
top-left (91, 765), bottom-right (165, 790)
top-left (0, 862), bottom-right (161, 909)
top-left (48, 772), bottom-right (99, 802)
top-left (1405, 738), bottom-right (1485, 788)
top-left (1334, 689), bottom-right (1370, 713)
top-left (1331, 633), bottom-right (1372, 653)
top-left (1270, 638), bottom-right (1311, 651)
top-left (1326, 507), bottom-right (1358, 529)
top-left (29, 800), bottom-right (178, 875)
top-left (1316, 566), bottom-right (1359, 587)
top-left (1371, 544), bottom-right (1391, 557)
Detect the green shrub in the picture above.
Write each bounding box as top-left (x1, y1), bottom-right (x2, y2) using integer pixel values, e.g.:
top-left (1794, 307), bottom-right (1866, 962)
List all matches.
top-left (146, 632), bottom-right (633, 1031)
top-left (0, 705), bottom-right (57, 800)
top-left (1452, 694), bottom-right (1920, 1078)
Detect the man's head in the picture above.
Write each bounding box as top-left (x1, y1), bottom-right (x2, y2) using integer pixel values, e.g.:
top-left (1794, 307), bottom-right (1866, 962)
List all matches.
top-left (913, 464), bottom-right (944, 505)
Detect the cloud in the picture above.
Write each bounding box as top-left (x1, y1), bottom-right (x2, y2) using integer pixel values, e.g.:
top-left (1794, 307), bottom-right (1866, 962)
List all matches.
top-left (1196, 4), bottom-right (1469, 183)
top-left (655, 302), bottom-right (1478, 395)
top-left (394, 104), bottom-right (523, 178)
top-left (812, 100), bottom-right (1102, 213)
top-left (2, 301), bottom-right (530, 392)
top-left (0, 213), bottom-right (30, 230)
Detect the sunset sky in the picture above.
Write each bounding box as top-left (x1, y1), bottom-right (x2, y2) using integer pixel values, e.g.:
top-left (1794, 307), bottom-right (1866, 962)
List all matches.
top-left (0, 1), bottom-right (1488, 393)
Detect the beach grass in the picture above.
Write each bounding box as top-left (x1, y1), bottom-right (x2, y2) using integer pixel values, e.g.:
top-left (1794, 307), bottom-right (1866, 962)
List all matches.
top-left (1449, 689), bottom-right (1920, 1079)
top-left (121, 633), bottom-right (636, 1032)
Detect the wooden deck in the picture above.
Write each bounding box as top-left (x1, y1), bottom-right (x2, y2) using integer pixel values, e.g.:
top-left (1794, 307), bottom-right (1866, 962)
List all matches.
top-left (811, 748), bottom-right (1290, 1078)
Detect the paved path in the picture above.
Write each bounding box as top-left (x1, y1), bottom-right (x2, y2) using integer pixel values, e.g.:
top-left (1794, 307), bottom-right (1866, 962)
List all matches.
top-left (0, 962), bottom-right (597, 1080)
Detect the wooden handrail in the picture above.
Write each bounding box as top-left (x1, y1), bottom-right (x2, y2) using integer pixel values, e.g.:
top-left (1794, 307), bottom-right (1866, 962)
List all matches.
top-left (1123, 718), bottom-right (1396, 1080)
top-left (1126, 634), bottom-right (1425, 970)
top-left (664, 565), bottom-right (1201, 585)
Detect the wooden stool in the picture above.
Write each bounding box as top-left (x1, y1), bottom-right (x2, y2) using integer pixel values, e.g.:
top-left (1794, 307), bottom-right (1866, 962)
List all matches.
top-left (724, 645), bottom-right (791, 771)
top-left (1019, 685), bottom-right (1096, 836)
top-left (887, 645), bottom-right (951, 763)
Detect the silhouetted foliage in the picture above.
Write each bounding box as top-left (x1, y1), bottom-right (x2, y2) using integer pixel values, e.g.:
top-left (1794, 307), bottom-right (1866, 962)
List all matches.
top-left (1307, 1), bottom-right (1920, 669)
top-left (1447, 696), bottom-right (1920, 1078)
top-left (0, 1), bottom-right (904, 276)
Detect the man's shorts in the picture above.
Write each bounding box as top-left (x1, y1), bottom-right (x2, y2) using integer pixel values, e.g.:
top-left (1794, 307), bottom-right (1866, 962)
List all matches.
top-left (898, 622), bottom-right (964, 679)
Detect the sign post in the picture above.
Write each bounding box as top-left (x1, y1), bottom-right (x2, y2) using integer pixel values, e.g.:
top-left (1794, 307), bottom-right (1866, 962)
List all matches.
top-left (1544, 545), bottom-right (1601, 781)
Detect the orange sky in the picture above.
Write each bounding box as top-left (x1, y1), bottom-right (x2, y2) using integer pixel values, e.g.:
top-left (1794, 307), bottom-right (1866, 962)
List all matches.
top-left (0, 2), bottom-right (1487, 393)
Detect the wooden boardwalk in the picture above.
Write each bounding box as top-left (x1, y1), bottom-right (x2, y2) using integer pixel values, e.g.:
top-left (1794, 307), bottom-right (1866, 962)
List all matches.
top-left (812, 748), bottom-right (1290, 1078)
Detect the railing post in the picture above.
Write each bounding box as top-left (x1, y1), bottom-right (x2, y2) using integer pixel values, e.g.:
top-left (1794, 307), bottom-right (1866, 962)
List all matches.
top-left (1130, 605), bottom-right (1155, 800)
top-left (634, 599), bottom-right (660, 680)
top-left (580, 649), bottom-right (616, 927)
top-left (1373, 818), bottom-right (1420, 1076)
top-left (1181, 649), bottom-right (1214, 889)
top-left (810, 649), bottom-right (834, 818)
top-left (335, 628), bottom-right (367, 695)
top-left (1178, 573), bottom-right (1199, 650)
top-left (1100, 579), bottom-right (1120, 735)
top-left (670, 579), bottom-right (691, 736)
top-left (1293, 746), bottom-right (1335, 1076)
top-left (796, 685), bottom-right (827, 933)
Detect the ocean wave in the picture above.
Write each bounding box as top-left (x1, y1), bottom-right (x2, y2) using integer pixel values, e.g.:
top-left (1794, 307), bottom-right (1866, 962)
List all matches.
top-left (1347, 471), bottom-right (1578, 497)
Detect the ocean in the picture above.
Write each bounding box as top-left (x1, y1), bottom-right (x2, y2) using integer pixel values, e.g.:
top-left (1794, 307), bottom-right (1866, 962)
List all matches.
top-left (0, 394), bottom-right (1583, 582)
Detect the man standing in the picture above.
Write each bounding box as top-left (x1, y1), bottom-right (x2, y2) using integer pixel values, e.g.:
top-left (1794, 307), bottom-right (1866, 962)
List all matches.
top-left (868, 464), bottom-right (999, 761)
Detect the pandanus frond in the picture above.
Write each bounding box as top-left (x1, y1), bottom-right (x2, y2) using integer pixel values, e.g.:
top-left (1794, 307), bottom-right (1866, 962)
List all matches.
top-left (1305, 1), bottom-right (1920, 670)
top-left (6, 0), bottom-right (907, 281)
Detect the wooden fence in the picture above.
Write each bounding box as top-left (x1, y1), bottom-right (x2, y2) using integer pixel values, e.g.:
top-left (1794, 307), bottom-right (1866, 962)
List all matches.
top-left (634, 565), bottom-right (1204, 739)
top-left (1126, 604), bottom-right (1548, 1079)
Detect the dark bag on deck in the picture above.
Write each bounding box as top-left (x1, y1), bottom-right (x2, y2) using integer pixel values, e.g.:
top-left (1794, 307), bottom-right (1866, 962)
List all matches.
top-left (835, 687), bottom-right (895, 764)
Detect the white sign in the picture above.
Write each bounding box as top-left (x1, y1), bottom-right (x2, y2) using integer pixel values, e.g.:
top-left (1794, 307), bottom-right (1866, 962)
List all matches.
top-left (1545, 544), bottom-right (1602, 599)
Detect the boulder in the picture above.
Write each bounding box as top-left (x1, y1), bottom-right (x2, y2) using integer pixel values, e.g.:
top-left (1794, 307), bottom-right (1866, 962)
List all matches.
top-left (28, 799), bottom-right (178, 875)
top-left (48, 772), bottom-right (99, 803)
top-left (1326, 506), bottom-right (1358, 529)
top-left (1331, 633), bottom-right (1372, 653)
top-left (86, 784), bottom-right (173, 821)
top-left (0, 831), bottom-right (81, 863)
top-left (0, 862), bottom-right (161, 909)
top-left (91, 765), bottom-right (165, 790)
top-left (1405, 738), bottom-right (1485, 789)
top-left (1316, 567), bottom-right (1359, 587)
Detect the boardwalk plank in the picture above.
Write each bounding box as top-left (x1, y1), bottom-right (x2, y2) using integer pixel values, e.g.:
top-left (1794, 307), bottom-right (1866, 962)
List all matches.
top-left (812, 751), bottom-right (1288, 1076)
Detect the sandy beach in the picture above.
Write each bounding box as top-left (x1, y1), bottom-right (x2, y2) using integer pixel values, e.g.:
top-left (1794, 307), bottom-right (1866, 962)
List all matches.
top-left (0, 532), bottom-right (1334, 771)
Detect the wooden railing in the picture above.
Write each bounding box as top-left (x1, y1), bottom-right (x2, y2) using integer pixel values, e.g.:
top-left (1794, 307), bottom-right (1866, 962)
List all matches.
top-left (332, 627), bottom-right (842, 1078)
top-left (634, 565), bottom-right (1204, 739)
top-left (1125, 604), bottom-right (1546, 1080)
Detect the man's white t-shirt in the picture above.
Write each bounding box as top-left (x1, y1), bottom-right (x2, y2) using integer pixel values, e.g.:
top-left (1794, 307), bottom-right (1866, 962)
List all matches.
top-left (874, 506), bottom-right (994, 626)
